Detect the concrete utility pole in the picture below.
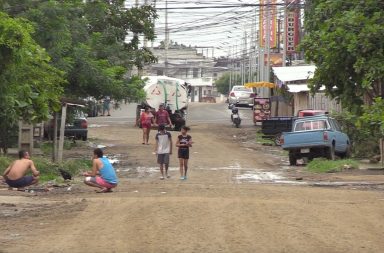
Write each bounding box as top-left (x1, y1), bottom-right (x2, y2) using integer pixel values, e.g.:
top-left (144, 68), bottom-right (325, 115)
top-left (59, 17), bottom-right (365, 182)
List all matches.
top-left (164, 0), bottom-right (169, 76)
top-left (143, 0), bottom-right (148, 48)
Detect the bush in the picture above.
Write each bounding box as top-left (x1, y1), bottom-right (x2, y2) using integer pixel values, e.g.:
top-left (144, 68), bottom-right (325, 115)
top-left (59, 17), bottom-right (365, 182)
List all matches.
top-left (307, 158), bottom-right (359, 173)
top-left (0, 156), bottom-right (12, 171)
top-left (333, 111), bottom-right (380, 158)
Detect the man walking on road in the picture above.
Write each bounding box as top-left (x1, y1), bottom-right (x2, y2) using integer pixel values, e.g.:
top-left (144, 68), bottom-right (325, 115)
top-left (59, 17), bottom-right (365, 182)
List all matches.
top-left (2, 150), bottom-right (40, 190)
top-left (155, 104), bottom-right (172, 127)
top-left (154, 124), bottom-right (172, 180)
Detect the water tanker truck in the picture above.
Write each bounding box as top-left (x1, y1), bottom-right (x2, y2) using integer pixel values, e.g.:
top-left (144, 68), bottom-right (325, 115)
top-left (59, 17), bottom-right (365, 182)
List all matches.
top-left (136, 76), bottom-right (190, 131)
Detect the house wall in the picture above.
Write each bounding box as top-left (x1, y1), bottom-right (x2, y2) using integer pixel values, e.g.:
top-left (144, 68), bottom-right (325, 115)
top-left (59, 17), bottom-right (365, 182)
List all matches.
top-left (271, 101), bottom-right (293, 116)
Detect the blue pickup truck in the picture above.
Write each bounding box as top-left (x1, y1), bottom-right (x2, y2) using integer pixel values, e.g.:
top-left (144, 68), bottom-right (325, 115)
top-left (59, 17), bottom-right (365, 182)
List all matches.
top-left (280, 115), bottom-right (350, 165)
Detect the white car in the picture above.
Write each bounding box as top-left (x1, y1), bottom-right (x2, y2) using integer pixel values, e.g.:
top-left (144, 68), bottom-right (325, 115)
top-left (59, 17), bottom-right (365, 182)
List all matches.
top-left (228, 86), bottom-right (256, 107)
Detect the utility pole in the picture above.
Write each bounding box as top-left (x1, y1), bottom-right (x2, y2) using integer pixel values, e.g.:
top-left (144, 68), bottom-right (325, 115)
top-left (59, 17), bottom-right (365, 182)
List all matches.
top-left (143, 0), bottom-right (148, 48)
top-left (151, 0), bottom-right (156, 48)
top-left (164, 0), bottom-right (169, 76)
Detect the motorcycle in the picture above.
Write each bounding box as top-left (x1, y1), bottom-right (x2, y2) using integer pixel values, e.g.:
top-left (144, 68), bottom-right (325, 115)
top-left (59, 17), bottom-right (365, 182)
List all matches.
top-left (230, 107), bottom-right (241, 128)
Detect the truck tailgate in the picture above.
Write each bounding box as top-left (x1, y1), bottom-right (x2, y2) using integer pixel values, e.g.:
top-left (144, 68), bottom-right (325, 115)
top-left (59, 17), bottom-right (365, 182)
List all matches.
top-left (282, 130), bottom-right (329, 149)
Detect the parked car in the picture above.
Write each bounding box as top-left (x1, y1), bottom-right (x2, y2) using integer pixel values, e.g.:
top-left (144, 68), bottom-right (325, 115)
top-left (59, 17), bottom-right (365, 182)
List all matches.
top-left (44, 111), bottom-right (88, 141)
top-left (280, 115), bottom-right (350, 165)
top-left (228, 86), bottom-right (256, 107)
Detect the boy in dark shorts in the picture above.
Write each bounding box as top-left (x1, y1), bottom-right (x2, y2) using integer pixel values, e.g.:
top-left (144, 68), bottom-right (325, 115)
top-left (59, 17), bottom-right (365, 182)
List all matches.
top-left (2, 150), bottom-right (40, 190)
top-left (154, 125), bottom-right (172, 180)
top-left (176, 126), bottom-right (193, 180)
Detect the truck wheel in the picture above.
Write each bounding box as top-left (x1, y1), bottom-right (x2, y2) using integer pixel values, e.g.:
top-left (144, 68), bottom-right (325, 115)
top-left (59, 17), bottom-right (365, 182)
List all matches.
top-left (326, 145), bottom-right (336, 160)
top-left (82, 134), bottom-right (87, 141)
top-left (289, 153), bottom-right (297, 166)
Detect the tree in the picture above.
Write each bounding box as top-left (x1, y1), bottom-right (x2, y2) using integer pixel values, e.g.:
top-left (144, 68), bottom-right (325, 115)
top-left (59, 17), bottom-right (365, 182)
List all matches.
top-left (215, 73), bottom-right (242, 95)
top-left (1, 0), bottom-right (158, 102)
top-left (301, 0), bottom-right (384, 114)
top-left (0, 12), bottom-right (64, 153)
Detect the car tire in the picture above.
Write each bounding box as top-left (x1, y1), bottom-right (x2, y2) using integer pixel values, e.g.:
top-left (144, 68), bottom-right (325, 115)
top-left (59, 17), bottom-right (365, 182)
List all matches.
top-left (326, 145), bottom-right (336, 160)
top-left (82, 134), bottom-right (87, 141)
top-left (289, 153), bottom-right (297, 166)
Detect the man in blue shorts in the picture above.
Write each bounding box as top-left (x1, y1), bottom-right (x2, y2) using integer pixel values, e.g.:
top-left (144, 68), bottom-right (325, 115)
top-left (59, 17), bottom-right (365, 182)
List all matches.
top-left (2, 150), bottom-right (40, 190)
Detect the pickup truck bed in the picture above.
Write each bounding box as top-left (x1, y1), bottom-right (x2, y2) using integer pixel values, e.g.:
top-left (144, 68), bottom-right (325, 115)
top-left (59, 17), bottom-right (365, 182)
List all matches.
top-left (261, 117), bottom-right (295, 145)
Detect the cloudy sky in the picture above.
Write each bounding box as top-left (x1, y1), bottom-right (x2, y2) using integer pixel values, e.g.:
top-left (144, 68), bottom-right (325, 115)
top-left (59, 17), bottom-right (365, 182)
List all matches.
top-left (127, 0), bottom-right (288, 57)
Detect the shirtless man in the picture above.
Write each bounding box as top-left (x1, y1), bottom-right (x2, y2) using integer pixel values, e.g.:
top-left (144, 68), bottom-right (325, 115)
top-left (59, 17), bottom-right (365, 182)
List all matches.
top-left (2, 150), bottom-right (40, 189)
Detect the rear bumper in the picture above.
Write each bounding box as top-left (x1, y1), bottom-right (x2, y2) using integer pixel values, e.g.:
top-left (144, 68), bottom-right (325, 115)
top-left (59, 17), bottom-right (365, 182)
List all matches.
top-left (282, 144), bottom-right (330, 151)
top-left (228, 97), bottom-right (253, 106)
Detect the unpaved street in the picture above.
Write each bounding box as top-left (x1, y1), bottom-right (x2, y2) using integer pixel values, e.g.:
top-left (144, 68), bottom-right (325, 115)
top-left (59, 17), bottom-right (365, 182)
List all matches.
top-left (1, 103), bottom-right (384, 253)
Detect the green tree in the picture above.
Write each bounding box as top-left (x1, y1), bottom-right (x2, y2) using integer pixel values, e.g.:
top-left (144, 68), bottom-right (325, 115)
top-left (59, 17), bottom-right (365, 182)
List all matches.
top-left (214, 73), bottom-right (242, 95)
top-left (301, 0), bottom-right (384, 114)
top-left (0, 12), bottom-right (64, 153)
top-left (1, 0), bottom-right (157, 102)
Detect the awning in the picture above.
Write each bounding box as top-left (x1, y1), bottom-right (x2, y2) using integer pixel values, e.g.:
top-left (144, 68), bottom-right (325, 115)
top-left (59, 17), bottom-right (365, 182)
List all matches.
top-left (287, 84), bottom-right (325, 93)
top-left (244, 82), bottom-right (276, 88)
top-left (272, 65), bottom-right (316, 82)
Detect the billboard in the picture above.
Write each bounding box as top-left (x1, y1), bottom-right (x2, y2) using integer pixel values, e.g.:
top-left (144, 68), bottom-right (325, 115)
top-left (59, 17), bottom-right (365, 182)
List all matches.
top-left (285, 0), bottom-right (301, 53)
top-left (259, 0), bottom-right (277, 48)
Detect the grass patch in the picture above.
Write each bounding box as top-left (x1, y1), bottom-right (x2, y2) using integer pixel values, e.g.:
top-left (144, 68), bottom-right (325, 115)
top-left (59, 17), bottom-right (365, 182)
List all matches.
top-left (39, 140), bottom-right (86, 155)
top-left (0, 156), bottom-right (12, 170)
top-left (307, 158), bottom-right (359, 173)
top-left (255, 132), bottom-right (275, 145)
top-left (0, 155), bottom-right (91, 182)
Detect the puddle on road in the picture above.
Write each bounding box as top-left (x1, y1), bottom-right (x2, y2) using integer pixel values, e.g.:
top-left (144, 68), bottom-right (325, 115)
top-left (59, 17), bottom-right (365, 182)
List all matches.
top-left (235, 171), bottom-right (283, 182)
top-left (88, 124), bottom-right (109, 128)
top-left (118, 167), bottom-right (179, 178)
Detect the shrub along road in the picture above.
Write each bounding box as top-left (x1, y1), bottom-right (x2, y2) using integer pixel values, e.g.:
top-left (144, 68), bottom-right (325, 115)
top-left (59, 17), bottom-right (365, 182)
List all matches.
top-left (1, 103), bottom-right (384, 253)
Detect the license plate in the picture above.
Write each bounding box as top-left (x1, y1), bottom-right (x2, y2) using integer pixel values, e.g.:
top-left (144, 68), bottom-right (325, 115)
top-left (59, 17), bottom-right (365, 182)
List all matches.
top-left (301, 148), bottom-right (310, 153)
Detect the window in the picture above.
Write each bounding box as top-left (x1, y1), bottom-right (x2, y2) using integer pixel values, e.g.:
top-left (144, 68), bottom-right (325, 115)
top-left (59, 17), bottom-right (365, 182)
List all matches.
top-left (193, 68), bottom-right (199, 78)
top-left (294, 120), bottom-right (328, 131)
top-left (203, 90), bottom-right (207, 95)
top-left (157, 70), bottom-right (164, 76)
top-left (233, 86), bottom-right (252, 92)
top-left (331, 119), bottom-right (342, 131)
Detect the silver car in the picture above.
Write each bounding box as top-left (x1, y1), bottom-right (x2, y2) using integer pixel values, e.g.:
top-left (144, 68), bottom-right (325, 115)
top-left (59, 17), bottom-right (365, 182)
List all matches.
top-left (228, 86), bottom-right (255, 107)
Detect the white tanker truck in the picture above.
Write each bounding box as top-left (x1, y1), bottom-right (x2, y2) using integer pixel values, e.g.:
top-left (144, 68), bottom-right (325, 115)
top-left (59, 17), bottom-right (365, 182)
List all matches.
top-left (136, 76), bottom-right (190, 131)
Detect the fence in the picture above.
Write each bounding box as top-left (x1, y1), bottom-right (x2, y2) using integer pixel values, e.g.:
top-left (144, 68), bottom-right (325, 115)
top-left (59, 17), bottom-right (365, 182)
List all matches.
top-left (308, 93), bottom-right (342, 113)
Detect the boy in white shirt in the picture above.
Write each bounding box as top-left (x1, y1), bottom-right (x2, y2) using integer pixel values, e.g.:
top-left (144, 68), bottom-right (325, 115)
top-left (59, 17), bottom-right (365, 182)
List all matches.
top-left (154, 125), bottom-right (173, 179)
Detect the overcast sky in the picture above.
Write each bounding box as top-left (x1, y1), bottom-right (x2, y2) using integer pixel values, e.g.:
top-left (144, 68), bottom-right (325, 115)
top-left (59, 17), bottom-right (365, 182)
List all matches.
top-left (126, 0), bottom-right (287, 58)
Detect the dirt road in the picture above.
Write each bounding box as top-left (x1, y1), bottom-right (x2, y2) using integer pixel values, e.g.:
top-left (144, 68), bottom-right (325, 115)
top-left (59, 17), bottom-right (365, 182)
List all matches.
top-left (1, 103), bottom-right (384, 253)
